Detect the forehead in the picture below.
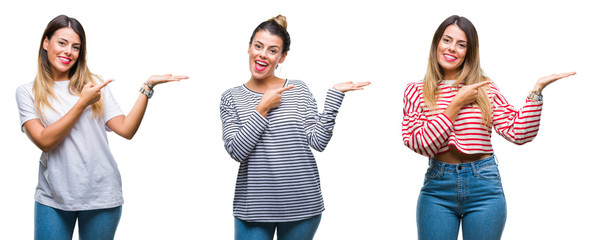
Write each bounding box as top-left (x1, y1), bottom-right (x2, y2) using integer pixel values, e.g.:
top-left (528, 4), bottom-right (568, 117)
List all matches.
top-left (51, 27), bottom-right (81, 44)
top-left (252, 30), bottom-right (283, 48)
top-left (442, 25), bottom-right (467, 41)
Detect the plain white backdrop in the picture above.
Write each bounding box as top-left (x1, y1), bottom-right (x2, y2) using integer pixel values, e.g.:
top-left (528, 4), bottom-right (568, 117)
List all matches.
top-left (1, 0), bottom-right (590, 239)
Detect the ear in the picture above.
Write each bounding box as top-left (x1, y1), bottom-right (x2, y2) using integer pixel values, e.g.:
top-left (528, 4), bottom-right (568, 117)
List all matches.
top-left (247, 41), bottom-right (251, 54)
top-left (278, 52), bottom-right (288, 64)
top-left (43, 37), bottom-right (49, 51)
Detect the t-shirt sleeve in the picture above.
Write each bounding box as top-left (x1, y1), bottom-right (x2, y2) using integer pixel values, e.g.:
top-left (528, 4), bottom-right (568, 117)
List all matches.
top-left (16, 84), bottom-right (40, 132)
top-left (100, 86), bottom-right (124, 131)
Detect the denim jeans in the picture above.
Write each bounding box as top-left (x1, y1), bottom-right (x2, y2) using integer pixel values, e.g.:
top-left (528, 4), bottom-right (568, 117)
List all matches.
top-left (34, 202), bottom-right (122, 240)
top-left (417, 155), bottom-right (506, 240)
top-left (234, 214), bottom-right (322, 240)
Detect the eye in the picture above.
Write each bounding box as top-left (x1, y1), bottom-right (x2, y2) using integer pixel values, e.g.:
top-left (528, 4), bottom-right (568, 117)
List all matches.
top-left (58, 41), bottom-right (65, 46)
top-left (269, 49), bottom-right (278, 55)
top-left (254, 44), bottom-right (262, 50)
top-left (442, 38), bottom-right (450, 43)
top-left (458, 43), bottom-right (466, 49)
top-left (73, 46), bottom-right (81, 51)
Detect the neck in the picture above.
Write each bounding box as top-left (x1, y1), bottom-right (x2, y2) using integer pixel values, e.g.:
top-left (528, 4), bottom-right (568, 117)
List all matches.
top-left (53, 71), bottom-right (70, 82)
top-left (443, 70), bottom-right (458, 81)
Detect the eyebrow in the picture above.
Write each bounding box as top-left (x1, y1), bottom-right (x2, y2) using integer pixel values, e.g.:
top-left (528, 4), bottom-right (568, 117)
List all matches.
top-left (58, 37), bottom-right (81, 45)
top-left (255, 40), bottom-right (280, 49)
top-left (444, 35), bottom-right (467, 43)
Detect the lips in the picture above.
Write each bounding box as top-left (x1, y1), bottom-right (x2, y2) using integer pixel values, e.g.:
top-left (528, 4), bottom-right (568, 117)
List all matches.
top-left (58, 56), bottom-right (72, 64)
top-left (254, 60), bottom-right (268, 71)
top-left (443, 53), bottom-right (457, 62)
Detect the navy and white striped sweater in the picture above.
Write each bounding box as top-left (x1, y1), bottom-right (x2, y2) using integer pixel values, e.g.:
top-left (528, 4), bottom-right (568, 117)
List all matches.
top-left (220, 79), bottom-right (344, 222)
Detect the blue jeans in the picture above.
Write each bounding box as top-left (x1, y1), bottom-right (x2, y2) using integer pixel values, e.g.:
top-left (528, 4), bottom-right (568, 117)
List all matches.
top-left (417, 155), bottom-right (506, 240)
top-left (234, 214), bottom-right (322, 240)
top-left (34, 202), bottom-right (122, 240)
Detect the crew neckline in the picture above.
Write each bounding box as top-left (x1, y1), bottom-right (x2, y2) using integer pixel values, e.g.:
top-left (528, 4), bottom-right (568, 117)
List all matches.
top-left (54, 80), bottom-right (71, 86)
top-left (243, 79), bottom-right (288, 94)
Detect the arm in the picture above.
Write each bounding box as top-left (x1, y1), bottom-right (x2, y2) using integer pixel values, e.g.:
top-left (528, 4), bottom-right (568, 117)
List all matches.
top-left (402, 83), bottom-right (455, 157)
top-left (106, 74), bottom-right (187, 140)
top-left (491, 88), bottom-right (541, 145)
top-left (305, 81), bottom-right (371, 152)
top-left (304, 88), bottom-right (343, 152)
top-left (21, 80), bottom-right (113, 152)
top-left (220, 91), bottom-right (269, 162)
top-left (492, 72), bottom-right (575, 144)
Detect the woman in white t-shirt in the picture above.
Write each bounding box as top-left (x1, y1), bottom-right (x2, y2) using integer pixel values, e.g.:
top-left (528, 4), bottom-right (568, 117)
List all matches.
top-left (16, 15), bottom-right (187, 240)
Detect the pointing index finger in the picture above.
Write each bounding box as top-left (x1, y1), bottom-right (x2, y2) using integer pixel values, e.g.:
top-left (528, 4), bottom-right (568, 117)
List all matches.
top-left (472, 81), bottom-right (490, 89)
top-left (96, 79), bottom-right (114, 90)
top-left (278, 85), bottom-right (295, 93)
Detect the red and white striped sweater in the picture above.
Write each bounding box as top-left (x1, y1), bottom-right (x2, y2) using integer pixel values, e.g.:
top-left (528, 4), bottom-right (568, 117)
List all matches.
top-left (402, 80), bottom-right (543, 158)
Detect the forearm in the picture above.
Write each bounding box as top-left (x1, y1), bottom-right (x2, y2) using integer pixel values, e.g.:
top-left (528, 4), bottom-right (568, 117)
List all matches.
top-left (27, 102), bottom-right (86, 152)
top-left (306, 89), bottom-right (344, 151)
top-left (403, 112), bottom-right (453, 157)
top-left (223, 111), bottom-right (269, 162)
top-left (110, 93), bottom-right (149, 140)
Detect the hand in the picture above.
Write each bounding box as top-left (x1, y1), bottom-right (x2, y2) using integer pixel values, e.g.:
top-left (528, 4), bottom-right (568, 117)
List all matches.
top-left (333, 81), bottom-right (371, 93)
top-left (451, 81), bottom-right (489, 108)
top-left (146, 74), bottom-right (189, 87)
top-left (79, 79), bottom-right (113, 107)
top-left (256, 85), bottom-right (295, 117)
top-left (534, 72), bottom-right (576, 92)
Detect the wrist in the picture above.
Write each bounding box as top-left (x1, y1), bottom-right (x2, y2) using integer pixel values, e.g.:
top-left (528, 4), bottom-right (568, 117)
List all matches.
top-left (139, 81), bottom-right (154, 99)
top-left (533, 82), bottom-right (545, 93)
top-left (256, 105), bottom-right (269, 117)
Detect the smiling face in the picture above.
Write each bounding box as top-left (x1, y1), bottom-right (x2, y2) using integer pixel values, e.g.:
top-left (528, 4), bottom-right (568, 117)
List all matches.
top-left (248, 30), bottom-right (287, 81)
top-left (43, 27), bottom-right (81, 81)
top-left (437, 24), bottom-right (467, 80)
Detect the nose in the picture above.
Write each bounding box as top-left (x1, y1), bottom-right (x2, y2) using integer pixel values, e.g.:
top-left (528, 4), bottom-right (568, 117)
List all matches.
top-left (258, 48), bottom-right (267, 59)
top-left (448, 43), bottom-right (456, 53)
top-left (64, 46), bottom-right (72, 56)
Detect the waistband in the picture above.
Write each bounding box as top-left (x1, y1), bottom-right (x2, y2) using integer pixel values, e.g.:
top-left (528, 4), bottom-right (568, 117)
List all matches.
top-left (429, 154), bottom-right (497, 173)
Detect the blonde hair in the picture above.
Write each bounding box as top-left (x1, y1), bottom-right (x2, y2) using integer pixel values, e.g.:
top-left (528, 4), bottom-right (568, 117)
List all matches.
top-left (423, 15), bottom-right (491, 126)
top-left (270, 15), bottom-right (288, 29)
top-left (33, 15), bottom-right (103, 121)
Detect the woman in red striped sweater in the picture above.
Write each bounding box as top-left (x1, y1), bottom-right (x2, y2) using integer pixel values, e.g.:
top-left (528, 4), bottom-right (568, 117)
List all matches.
top-left (402, 15), bottom-right (575, 240)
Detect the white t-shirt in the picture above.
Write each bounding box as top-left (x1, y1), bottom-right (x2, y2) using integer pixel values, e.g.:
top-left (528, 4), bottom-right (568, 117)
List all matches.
top-left (16, 80), bottom-right (124, 211)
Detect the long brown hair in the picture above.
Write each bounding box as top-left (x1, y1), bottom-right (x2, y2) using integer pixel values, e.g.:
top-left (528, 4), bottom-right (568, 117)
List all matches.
top-left (33, 15), bottom-right (103, 120)
top-left (423, 15), bottom-right (491, 125)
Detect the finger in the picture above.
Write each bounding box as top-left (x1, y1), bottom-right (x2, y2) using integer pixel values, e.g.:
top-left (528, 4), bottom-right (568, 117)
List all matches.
top-left (278, 85), bottom-right (295, 93)
top-left (558, 72), bottom-right (576, 78)
top-left (170, 75), bottom-right (189, 80)
top-left (96, 79), bottom-right (114, 89)
top-left (472, 81), bottom-right (490, 89)
top-left (354, 81), bottom-right (371, 87)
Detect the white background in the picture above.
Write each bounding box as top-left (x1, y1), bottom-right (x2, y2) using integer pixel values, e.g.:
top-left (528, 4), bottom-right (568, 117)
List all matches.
top-left (1, 0), bottom-right (590, 239)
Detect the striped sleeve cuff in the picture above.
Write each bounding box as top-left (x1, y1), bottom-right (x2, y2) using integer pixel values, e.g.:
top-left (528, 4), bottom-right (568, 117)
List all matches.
top-left (324, 88), bottom-right (345, 111)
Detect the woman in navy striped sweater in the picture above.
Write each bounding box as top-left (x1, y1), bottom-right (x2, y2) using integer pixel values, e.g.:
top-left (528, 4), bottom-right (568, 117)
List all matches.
top-left (220, 15), bottom-right (370, 240)
top-left (402, 15), bottom-right (575, 240)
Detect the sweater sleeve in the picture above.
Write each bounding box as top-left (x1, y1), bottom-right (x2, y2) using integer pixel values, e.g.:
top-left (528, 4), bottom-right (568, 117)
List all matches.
top-left (491, 86), bottom-right (543, 145)
top-left (304, 87), bottom-right (345, 152)
top-left (401, 83), bottom-right (454, 157)
top-left (220, 90), bottom-right (269, 162)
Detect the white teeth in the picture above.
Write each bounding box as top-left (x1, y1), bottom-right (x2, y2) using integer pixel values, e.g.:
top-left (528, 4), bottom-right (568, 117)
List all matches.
top-left (256, 61), bottom-right (268, 66)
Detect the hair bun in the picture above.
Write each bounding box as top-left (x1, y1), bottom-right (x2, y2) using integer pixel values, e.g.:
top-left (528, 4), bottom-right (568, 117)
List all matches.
top-left (270, 15), bottom-right (287, 29)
